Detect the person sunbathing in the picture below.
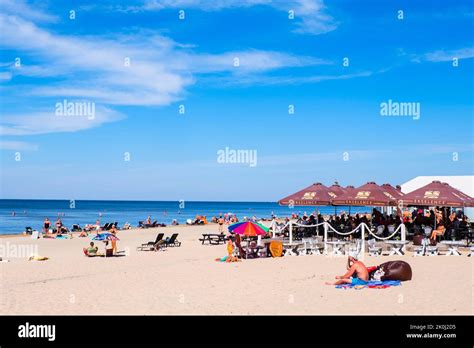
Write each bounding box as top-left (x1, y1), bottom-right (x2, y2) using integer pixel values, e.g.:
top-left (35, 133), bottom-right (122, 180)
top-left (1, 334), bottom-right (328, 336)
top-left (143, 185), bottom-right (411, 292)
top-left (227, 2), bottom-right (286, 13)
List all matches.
top-left (78, 230), bottom-right (88, 237)
top-left (325, 256), bottom-right (369, 286)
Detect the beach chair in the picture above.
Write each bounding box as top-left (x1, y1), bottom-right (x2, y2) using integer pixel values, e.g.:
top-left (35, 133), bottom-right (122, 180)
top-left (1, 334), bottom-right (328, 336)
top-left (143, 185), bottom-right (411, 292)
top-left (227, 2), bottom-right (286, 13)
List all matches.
top-left (423, 226), bottom-right (433, 237)
top-left (301, 238), bottom-right (312, 255)
top-left (348, 239), bottom-right (363, 258)
top-left (306, 238), bottom-right (323, 255)
top-left (71, 224), bottom-right (82, 232)
top-left (425, 244), bottom-right (439, 256)
top-left (375, 225), bottom-right (384, 236)
top-left (368, 239), bottom-right (382, 256)
top-left (25, 227), bottom-right (33, 235)
top-left (162, 233), bottom-right (181, 248)
top-left (137, 233), bottom-right (164, 251)
top-left (413, 239), bottom-right (428, 257)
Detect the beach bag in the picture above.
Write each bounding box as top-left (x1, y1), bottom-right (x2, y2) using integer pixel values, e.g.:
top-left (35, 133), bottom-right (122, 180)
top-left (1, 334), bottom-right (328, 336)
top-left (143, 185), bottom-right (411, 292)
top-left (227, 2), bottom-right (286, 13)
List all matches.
top-left (269, 241), bottom-right (283, 257)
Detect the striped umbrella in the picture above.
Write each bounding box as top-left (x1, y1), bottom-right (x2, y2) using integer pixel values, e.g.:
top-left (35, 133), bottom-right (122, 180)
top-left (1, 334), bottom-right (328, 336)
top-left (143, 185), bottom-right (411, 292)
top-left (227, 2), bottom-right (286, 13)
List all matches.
top-left (228, 221), bottom-right (269, 236)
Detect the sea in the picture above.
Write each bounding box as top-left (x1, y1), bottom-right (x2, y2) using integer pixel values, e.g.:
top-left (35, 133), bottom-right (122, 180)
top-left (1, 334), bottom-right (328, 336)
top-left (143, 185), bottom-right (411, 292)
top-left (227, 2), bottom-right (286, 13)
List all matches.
top-left (0, 199), bottom-right (370, 235)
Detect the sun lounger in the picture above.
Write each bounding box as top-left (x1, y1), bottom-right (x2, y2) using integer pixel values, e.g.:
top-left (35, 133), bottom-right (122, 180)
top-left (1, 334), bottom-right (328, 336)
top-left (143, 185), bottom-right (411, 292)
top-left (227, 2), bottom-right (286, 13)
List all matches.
top-left (162, 233), bottom-right (181, 248)
top-left (137, 233), bottom-right (165, 251)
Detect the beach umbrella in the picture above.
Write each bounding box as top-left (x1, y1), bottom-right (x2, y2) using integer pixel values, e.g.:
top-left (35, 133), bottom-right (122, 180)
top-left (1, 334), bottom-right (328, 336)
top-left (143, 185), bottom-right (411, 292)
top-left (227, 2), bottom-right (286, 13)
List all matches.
top-left (332, 182), bottom-right (398, 207)
top-left (228, 221), bottom-right (269, 236)
top-left (381, 183), bottom-right (405, 200)
top-left (327, 183), bottom-right (348, 197)
top-left (342, 186), bottom-right (357, 214)
top-left (91, 233), bottom-right (119, 258)
top-left (401, 180), bottom-right (474, 208)
top-left (278, 182), bottom-right (338, 206)
top-left (92, 233), bottom-right (120, 241)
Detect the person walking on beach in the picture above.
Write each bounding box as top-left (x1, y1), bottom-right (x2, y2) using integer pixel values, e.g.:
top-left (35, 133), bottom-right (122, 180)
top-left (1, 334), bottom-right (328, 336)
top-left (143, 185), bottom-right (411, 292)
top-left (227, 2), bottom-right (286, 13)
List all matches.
top-left (325, 256), bottom-right (369, 286)
top-left (218, 216), bottom-right (224, 233)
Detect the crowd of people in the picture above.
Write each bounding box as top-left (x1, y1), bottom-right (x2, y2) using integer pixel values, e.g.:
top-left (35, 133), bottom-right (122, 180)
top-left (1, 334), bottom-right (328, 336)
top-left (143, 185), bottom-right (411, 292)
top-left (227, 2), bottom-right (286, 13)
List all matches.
top-left (275, 206), bottom-right (471, 242)
top-left (28, 206), bottom-right (472, 244)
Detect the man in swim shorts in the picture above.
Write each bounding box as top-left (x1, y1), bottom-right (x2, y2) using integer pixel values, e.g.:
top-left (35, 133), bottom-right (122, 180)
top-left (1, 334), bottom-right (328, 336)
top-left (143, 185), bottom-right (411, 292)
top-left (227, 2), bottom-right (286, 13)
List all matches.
top-left (325, 255), bottom-right (369, 286)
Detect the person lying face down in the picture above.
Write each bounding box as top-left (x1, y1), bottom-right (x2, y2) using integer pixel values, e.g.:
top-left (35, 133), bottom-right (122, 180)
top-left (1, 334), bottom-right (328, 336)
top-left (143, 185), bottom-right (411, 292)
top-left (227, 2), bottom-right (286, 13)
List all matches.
top-left (325, 256), bottom-right (369, 286)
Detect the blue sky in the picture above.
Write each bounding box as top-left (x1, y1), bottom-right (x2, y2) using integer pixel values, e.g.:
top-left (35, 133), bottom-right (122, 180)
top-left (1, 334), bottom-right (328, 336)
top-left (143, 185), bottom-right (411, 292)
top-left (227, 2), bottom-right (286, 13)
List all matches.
top-left (0, 0), bottom-right (473, 201)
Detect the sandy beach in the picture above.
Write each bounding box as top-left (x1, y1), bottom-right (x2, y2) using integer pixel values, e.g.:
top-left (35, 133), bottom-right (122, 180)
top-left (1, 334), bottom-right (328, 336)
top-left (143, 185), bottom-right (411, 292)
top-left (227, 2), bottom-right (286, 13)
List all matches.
top-left (0, 224), bottom-right (472, 315)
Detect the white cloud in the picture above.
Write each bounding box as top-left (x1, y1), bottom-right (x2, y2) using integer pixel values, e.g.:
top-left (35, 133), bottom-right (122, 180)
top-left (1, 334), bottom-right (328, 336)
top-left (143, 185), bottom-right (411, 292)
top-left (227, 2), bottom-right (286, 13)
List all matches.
top-left (185, 50), bottom-right (330, 73)
top-left (207, 70), bottom-right (372, 87)
top-left (121, 0), bottom-right (337, 35)
top-left (0, 140), bottom-right (38, 151)
top-left (0, 71), bottom-right (12, 81)
top-left (0, 13), bottom-right (190, 106)
top-left (0, 12), bottom-right (329, 106)
top-left (0, 0), bottom-right (57, 23)
top-left (414, 47), bottom-right (474, 63)
top-left (0, 106), bottom-right (124, 136)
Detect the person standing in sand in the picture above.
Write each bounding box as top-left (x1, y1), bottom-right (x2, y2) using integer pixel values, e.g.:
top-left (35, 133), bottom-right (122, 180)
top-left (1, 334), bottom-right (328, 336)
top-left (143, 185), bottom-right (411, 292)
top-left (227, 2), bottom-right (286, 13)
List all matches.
top-left (110, 227), bottom-right (118, 254)
top-left (325, 256), bottom-right (369, 286)
top-left (218, 216), bottom-right (224, 233)
top-left (95, 220), bottom-right (101, 233)
top-left (43, 217), bottom-right (51, 233)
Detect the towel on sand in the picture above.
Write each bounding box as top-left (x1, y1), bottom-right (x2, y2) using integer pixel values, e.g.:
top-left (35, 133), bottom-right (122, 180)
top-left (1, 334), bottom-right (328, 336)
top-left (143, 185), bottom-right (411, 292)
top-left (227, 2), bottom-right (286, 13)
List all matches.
top-left (336, 280), bottom-right (401, 290)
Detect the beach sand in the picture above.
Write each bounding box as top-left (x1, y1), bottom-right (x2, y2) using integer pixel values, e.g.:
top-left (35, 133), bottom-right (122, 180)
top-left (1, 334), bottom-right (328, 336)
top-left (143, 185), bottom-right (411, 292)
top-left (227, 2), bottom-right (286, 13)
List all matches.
top-left (0, 224), bottom-right (472, 315)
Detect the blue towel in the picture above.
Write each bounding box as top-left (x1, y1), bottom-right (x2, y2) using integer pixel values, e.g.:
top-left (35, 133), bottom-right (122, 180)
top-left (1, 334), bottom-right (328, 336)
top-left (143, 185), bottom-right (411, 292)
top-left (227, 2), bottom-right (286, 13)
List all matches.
top-left (336, 280), bottom-right (401, 289)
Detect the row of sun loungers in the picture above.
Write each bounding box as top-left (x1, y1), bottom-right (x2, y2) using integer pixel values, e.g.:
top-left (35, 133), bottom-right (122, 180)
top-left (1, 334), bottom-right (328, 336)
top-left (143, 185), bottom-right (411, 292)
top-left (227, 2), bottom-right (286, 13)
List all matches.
top-left (136, 233), bottom-right (181, 251)
top-left (137, 221), bottom-right (166, 228)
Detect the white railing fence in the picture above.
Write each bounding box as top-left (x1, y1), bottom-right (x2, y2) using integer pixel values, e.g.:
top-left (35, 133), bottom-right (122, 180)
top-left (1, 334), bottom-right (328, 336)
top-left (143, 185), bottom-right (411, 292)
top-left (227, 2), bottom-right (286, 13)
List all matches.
top-left (268, 220), bottom-right (406, 258)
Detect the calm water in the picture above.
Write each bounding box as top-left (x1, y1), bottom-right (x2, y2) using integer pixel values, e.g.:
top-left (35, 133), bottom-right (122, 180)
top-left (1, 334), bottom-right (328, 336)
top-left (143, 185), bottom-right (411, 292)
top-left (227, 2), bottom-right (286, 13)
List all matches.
top-left (0, 199), bottom-right (370, 235)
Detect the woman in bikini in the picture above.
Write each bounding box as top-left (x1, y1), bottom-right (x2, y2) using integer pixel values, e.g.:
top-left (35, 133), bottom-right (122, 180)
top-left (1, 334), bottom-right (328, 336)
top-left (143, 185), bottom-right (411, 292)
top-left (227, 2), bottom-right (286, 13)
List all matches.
top-left (430, 213), bottom-right (446, 241)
